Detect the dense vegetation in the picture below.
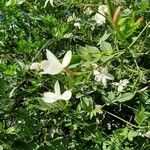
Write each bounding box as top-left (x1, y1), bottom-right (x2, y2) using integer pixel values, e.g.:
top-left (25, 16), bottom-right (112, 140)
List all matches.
top-left (0, 0), bottom-right (150, 149)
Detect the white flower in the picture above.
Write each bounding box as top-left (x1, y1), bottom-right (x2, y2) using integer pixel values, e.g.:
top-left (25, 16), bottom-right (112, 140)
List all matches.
top-left (94, 13), bottom-right (106, 25)
top-left (98, 5), bottom-right (108, 15)
top-left (94, 67), bottom-right (114, 86)
top-left (31, 50), bottom-right (72, 75)
top-left (94, 5), bottom-right (108, 25)
top-left (43, 81), bottom-right (72, 103)
top-left (113, 79), bottom-right (129, 92)
top-left (74, 22), bottom-right (81, 29)
top-left (40, 50), bottom-right (72, 75)
top-left (30, 62), bottom-right (41, 71)
top-left (85, 7), bottom-right (93, 15)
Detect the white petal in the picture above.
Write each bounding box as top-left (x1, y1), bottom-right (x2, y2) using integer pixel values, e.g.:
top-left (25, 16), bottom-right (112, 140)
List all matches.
top-left (74, 22), bottom-right (81, 29)
top-left (85, 7), bottom-right (93, 15)
top-left (94, 13), bottom-right (106, 25)
top-left (50, 0), bottom-right (54, 6)
top-left (54, 81), bottom-right (61, 96)
top-left (61, 90), bottom-right (72, 100)
top-left (121, 79), bottom-right (129, 86)
top-left (43, 92), bottom-right (59, 103)
top-left (30, 62), bottom-right (41, 71)
top-left (46, 50), bottom-right (62, 67)
top-left (112, 82), bottom-right (119, 86)
top-left (62, 50), bottom-right (72, 68)
top-left (40, 60), bottom-right (63, 75)
top-left (104, 74), bottom-right (114, 80)
top-left (118, 85), bottom-right (124, 92)
top-left (40, 65), bottom-right (63, 75)
top-left (102, 77), bottom-right (107, 86)
top-left (98, 5), bottom-right (108, 15)
top-left (44, 0), bottom-right (49, 8)
top-left (40, 60), bottom-right (50, 70)
top-left (93, 70), bottom-right (100, 75)
top-left (95, 74), bottom-right (102, 81)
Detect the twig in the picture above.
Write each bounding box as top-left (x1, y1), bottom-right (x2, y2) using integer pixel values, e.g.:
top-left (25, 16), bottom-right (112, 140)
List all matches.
top-left (104, 110), bottom-right (138, 128)
top-left (128, 21), bottom-right (150, 49)
top-left (32, 40), bottom-right (55, 63)
top-left (122, 104), bottom-right (138, 112)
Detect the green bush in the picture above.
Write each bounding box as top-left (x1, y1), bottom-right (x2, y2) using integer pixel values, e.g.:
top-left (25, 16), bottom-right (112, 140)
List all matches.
top-left (0, 0), bottom-right (150, 149)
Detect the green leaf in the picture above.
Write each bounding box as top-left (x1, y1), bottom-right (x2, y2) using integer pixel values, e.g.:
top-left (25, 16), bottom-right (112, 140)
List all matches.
top-left (108, 91), bottom-right (115, 101)
top-left (76, 93), bottom-right (84, 98)
top-left (139, 0), bottom-right (149, 12)
top-left (4, 65), bottom-right (17, 76)
top-left (127, 130), bottom-right (138, 141)
top-left (146, 99), bottom-right (150, 104)
top-left (45, 141), bottom-right (51, 146)
top-left (134, 107), bottom-right (148, 125)
top-left (97, 32), bottom-right (111, 45)
top-left (117, 92), bottom-right (135, 102)
top-left (101, 55), bottom-right (114, 62)
top-left (6, 0), bottom-right (25, 6)
top-left (77, 45), bottom-right (100, 60)
top-left (100, 41), bottom-right (112, 52)
top-left (70, 55), bottom-right (81, 64)
top-left (120, 127), bottom-right (128, 137)
top-left (0, 122), bottom-right (3, 133)
top-left (90, 105), bottom-right (103, 119)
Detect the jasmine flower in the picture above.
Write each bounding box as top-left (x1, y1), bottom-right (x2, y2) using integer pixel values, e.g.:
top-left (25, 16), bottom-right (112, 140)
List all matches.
top-left (113, 79), bottom-right (129, 92)
top-left (94, 67), bottom-right (114, 86)
top-left (43, 81), bottom-right (72, 103)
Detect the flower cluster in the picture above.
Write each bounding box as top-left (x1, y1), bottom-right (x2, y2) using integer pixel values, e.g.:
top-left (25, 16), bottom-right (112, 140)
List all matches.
top-left (67, 4), bottom-right (108, 31)
top-left (30, 48), bottom-right (130, 104)
top-left (30, 5), bottom-right (130, 104)
top-left (93, 67), bottom-right (129, 92)
top-left (30, 50), bottom-right (72, 103)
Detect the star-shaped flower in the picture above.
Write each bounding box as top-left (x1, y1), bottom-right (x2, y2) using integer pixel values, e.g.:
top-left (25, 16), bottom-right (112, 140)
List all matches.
top-left (30, 50), bottom-right (72, 75)
top-left (113, 79), bottom-right (129, 92)
top-left (43, 81), bottom-right (72, 103)
top-left (94, 67), bottom-right (114, 86)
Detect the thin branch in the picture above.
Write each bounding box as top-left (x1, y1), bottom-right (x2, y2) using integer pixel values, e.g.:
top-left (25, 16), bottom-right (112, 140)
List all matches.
top-left (104, 110), bottom-right (138, 128)
top-left (32, 40), bottom-right (55, 63)
top-left (128, 21), bottom-right (150, 49)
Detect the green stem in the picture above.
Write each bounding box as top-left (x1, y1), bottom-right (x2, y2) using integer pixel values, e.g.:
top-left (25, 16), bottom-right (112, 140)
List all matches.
top-left (128, 21), bottom-right (150, 49)
top-left (106, 0), bottom-right (114, 17)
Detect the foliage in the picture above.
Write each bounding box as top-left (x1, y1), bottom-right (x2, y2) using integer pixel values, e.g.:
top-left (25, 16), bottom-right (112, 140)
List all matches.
top-left (0, 0), bottom-right (150, 149)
